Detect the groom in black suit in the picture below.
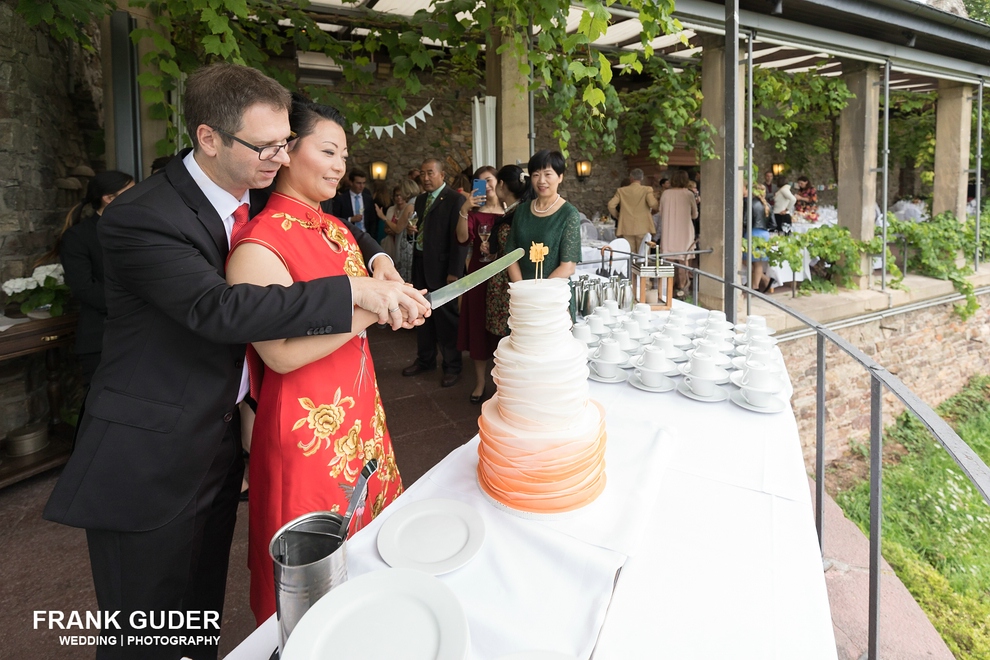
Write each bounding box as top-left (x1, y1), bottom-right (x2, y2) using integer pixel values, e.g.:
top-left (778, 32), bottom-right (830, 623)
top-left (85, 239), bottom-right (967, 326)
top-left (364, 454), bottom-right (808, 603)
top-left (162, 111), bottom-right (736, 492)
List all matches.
top-left (44, 63), bottom-right (428, 660)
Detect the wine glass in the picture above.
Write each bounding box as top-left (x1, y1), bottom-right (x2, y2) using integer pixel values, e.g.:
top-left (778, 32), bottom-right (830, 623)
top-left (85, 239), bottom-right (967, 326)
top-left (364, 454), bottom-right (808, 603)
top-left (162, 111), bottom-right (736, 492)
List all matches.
top-left (477, 223), bottom-right (492, 262)
top-left (406, 211), bottom-right (418, 240)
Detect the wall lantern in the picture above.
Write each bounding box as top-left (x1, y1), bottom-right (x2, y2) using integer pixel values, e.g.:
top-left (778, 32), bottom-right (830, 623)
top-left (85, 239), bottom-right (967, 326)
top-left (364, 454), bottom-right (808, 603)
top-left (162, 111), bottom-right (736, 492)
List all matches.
top-left (575, 160), bottom-right (592, 181)
top-left (371, 161), bottom-right (388, 180)
top-left (771, 163), bottom-right (786, 176)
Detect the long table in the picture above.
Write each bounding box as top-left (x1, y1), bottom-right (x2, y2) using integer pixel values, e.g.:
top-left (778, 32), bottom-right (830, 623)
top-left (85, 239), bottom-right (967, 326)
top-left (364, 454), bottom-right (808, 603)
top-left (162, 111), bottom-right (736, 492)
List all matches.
top-left (226, 305), bottom-right (837, 659)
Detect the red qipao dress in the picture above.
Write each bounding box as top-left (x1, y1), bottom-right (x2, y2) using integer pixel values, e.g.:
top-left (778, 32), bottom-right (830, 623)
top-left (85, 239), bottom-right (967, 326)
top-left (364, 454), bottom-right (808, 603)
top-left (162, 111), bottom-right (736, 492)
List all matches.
top-left (233, 193), bottom-right (403, 624)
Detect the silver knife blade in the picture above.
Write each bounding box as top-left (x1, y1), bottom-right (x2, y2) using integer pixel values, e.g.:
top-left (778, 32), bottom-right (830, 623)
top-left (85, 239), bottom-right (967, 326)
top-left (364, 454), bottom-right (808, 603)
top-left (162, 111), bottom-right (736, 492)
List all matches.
top-left (426, 248), bottom-right (524, 309)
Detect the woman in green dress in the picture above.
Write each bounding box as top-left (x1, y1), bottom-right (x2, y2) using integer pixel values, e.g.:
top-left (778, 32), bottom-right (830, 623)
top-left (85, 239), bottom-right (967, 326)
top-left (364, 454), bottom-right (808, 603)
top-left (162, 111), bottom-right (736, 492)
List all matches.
top-left (506, 150), bottom-right (582, 282)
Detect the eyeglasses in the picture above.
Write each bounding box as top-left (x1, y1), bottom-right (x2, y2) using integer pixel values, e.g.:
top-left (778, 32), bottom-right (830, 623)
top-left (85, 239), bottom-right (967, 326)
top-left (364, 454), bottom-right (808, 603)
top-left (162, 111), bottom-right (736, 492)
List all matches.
top-left (213, 127), bottom-right (296, 161)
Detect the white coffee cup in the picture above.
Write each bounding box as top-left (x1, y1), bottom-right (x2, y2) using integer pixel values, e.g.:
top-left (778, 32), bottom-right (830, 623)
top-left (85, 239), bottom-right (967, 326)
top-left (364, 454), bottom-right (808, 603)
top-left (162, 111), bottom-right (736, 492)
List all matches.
top-left (744, 346), bottom-right (772, 369)
top-left (669, 308), bottom-right (688, 321)
top-left (610, 329), bottom-right (638, 353)
top-left (636, 367), bottom-right (665, 388)
top-left (604, 299), bottom-right (620, 314)
top-left (622, 319), bottom-right (645, 339)
top-left (742, 384), bottom-right (773, 407)
top-left (572, 322), bottom-right (593, 343)
top-left (741, 361), bottom-right (774, 390)
top-left (640, 345), bottom-right (673, 371)
top-left (747, 335), bottom-right (774, 354)
top-left (742, 325), bottom-right (770, 343)
top-left (694, 338), bottom-right (722, 358)
top-left (592, 359), bottom-right (619, 379)
top-left (587, 316), bottom-right (606, 335)
top-left (685, 375), bottom-right (716, 397)
top-left (632, 310), bottom-right (653, 330)
top-left (661, 325), bottom-right (687, 344)
top-left (743, 315), bottom-right (767, 330)
top-left (634, 303), bottom-right (653, 315)
top-left (688, 351), bottom-right (717, 379)
top-left (705, 310), bottom-right (727, 325)
top-left (595, 337), bottom-right (622, 362)
top-left (650, 334), bottom-right (678, 356)
top-left (593, 307), bottom-right (612, 325)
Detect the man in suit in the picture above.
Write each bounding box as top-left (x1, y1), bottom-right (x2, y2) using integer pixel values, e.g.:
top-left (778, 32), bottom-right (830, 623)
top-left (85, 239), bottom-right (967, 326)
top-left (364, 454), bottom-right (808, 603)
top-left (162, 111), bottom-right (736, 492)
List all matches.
top-left (402, 157), bottom-right (468, 387)
top-left (607, 168), bottom-right (659, 254)
top-left (328, 167), bottom-right (376, 238)
top-left (44, 63), bottom-right (428, 660)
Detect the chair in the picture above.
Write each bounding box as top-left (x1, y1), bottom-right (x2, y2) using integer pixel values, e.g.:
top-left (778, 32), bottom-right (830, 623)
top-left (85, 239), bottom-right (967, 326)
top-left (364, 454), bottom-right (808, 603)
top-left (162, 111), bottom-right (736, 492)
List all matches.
top-left (608, 237), bottom-right (631, 277)
top-left (580, 221), bottom-right (598, 242)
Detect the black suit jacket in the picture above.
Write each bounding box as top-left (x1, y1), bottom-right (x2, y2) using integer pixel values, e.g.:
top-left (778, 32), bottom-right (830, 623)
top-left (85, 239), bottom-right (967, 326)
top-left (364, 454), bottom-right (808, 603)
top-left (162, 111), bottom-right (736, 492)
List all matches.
top-left (45, 150), bottom-right (384, 532)
top-left (60, 214), bottom-right (106, 355)
top-left (412, 185), bottom-right (468, 291)
top-left (327, 188), bottom-right (377, 240)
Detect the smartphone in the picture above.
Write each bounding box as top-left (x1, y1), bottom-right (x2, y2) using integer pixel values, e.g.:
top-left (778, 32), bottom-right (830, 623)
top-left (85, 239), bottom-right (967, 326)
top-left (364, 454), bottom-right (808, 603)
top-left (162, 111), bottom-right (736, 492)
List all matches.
top-left (472, 179), bottom-right (486, 200)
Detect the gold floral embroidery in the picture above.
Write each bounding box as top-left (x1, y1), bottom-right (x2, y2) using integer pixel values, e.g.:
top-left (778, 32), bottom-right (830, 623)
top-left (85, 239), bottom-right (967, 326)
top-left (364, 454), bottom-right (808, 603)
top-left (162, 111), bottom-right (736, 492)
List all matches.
top-left (271, 211), bottom-right (350, 253)
top-left (372, 490), bottom-right (387, 518)
top-left (328, 419), bottom-right (363, 482)
top-left (378, 448), bottom-right (400, 484)
top-left (292, 388), bottom-right (355, 457)
top-left (371, 391), bottom-right (386, 441)
top-left (330, 503), bottom-right (340, 513)
top-left (343, 246), bottom-right (368, 277)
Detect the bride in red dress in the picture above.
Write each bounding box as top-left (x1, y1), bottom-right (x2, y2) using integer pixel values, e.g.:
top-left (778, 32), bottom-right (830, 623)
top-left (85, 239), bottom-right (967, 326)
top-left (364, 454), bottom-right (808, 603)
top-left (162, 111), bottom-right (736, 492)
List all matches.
top-left (226, 98), bottom-right (403, 624)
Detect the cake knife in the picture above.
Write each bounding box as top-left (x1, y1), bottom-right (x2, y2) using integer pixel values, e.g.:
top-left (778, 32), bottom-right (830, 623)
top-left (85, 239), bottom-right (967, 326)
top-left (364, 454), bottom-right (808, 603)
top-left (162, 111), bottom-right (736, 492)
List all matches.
top-left (425, 247), bottom-right (524, 309)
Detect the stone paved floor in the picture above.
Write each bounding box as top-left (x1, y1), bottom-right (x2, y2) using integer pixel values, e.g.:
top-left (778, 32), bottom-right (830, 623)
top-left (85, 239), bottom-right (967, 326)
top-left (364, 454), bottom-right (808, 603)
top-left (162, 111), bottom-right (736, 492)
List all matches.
top-left (0, 325), bottom-right (487, 659)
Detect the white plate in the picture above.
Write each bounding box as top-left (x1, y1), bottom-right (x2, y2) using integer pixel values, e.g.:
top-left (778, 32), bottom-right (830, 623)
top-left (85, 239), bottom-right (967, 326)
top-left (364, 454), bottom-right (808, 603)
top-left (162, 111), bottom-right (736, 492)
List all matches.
top-left (729, 389), bottom-right (786, 414)
top-left (497, 652), bottom-right (578, 660)
top-left (677, 362), bottom-right (730, 384)
top-left (377, 499), bottom-right (486, 575)
top-left (728, 370), bottom-right (783, 394)
top-left (588, 365), bottom-right (628, 384)
top-left (684, 349), bottom-right (732, 367)
top-left (675, 379), bottom-right (729, 403)
top-left (628, 372), bottom-right (676, 393)
top-left (735, 343), bottom-right (781, 357)
top-left (733, 333), bottom-right (780, 346)
top-left (589, 350), bottom-right (630, 364)
top-left (281, 567), bottom-right (469, 660)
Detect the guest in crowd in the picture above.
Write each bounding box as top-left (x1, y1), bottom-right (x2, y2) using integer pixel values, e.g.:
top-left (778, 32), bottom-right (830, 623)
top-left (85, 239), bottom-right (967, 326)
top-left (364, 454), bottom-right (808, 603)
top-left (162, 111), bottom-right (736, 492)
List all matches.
top-left (506, 149), bottom-right (581, 282)
top-left (656, 170), bottom-right (698, 298)
top-left (226, 95), bottom-right (405, 624)
top-left (408, 167), bottom-right (423, 190)
top-left (44, 63), bottom-right (427, 660)
top-left (773, 175), bottom-right (796, 234)
top-left (150, 155), bottom-right (175, 175)
top-left (380, 178), bottom-right (420, 281)
top-left (328, 167), bottom-right (375, 236)
top-left (486, 165), bottom-right (531, 338)
top-left (686, 179), bottom-right (701, 237)
top-left (742, 181), bottom-right (773, 294)
top-left (403, 157), bottom-right (469, 387)
top-left (763, 169), bottom-right (777, 208)
top-left (455, 166), bottom-right (504, 403)
top-left (794, 175), bottom-right (819, 223)
top-left (59, 170), bottom-right (134, 387)
top-left (372, 183), bottom-right (392, 242)
top-left (607, 167), bottom-right (658, 254)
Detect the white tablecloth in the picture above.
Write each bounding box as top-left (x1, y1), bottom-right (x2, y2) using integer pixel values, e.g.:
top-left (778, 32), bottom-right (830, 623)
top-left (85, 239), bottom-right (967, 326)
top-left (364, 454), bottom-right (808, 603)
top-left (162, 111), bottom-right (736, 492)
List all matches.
top-left (226, 305), bottom-right (836, 660)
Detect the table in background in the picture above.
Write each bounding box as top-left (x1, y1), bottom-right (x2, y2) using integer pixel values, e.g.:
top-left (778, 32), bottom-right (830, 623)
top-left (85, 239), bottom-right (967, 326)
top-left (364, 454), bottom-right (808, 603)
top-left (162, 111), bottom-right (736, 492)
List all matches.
top-left (226, 302), bottom-right (836, 659)
top-left (0, 312), bottom-right (77, 489)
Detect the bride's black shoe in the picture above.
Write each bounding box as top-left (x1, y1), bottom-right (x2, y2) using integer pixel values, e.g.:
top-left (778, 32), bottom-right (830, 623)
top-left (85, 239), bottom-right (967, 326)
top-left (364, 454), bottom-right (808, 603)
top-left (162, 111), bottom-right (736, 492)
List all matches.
top-left (470, 388), bottom-right (486, 404)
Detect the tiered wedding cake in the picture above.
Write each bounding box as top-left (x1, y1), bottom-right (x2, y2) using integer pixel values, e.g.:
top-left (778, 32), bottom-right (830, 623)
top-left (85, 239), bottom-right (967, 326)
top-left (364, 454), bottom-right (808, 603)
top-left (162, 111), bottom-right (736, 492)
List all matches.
top-left (477, 278), bottom-right (607, 514)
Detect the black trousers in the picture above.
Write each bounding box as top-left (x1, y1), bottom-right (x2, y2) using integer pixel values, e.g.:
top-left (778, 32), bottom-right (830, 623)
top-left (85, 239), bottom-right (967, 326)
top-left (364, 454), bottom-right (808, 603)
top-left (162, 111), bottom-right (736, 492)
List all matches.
top-left (86, 412), bottom-right (244, 660)
top-left (412, 251), bottom-right (462, 374)
top-left (78, 352), bottom-right (102, 389)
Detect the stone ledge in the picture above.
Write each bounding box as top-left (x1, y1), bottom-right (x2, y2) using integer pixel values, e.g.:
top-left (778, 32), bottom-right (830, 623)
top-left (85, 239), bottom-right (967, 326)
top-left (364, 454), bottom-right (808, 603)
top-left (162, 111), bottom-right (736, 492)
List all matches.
top-left (744, 264), bottom-right (990, 332)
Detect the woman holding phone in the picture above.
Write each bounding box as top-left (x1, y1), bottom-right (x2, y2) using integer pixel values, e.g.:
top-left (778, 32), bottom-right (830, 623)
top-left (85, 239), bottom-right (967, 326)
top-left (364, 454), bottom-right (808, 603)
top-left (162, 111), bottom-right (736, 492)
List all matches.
top-left (456, 166), bottom-right (503, 403)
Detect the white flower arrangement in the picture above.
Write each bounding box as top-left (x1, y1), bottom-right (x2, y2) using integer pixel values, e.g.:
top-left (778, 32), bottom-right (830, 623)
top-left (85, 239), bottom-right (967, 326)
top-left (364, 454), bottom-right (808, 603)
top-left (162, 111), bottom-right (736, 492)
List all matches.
top-left (2, 264), bottom-right (71, 316)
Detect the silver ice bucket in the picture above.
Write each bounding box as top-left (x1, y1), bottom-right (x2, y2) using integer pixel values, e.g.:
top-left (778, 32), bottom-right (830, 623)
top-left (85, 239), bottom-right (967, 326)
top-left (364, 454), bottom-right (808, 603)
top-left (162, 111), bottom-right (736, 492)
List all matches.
top-left (270, 511), bottom-right (348, 655)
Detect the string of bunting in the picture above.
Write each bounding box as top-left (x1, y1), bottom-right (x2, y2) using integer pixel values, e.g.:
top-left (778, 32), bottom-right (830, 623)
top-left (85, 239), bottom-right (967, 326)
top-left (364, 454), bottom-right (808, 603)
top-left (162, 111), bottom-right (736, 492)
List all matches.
top-left (351, 99), bottom-right (434, 139)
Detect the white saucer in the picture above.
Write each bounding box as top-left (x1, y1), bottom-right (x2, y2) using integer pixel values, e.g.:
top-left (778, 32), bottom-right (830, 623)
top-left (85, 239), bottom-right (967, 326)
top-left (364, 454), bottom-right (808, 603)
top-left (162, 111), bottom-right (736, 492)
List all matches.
top-left (729, 370), bottom-right (783, 393)
top-left (675, 379), bottom-right (729, 403)
top-left (660, 335), bottom-right (694, 350)
top-left (590, 350), bottom-right (630, 364)
top-left (281, 568), bottom-right (469, 660)
top-left (730, 355), bottom-right (783, 373)
top-left (377, 498), bottom-right (486, 575)
top-left (616, 343), bottom-right (644, 356)
top-left (630, 356), bottom-right (680, 376)
top-left (735, 343), bottom-right (781, 357)
top-left (588, 364), bottom-right (628, 384)
top-left (682, 350), bottom-right (732, 369)
top-left (729, 389), bottom-right (786, 414)
top-left (628, 372), bottom-right (676, 393)
top-left (576, 335), bottom-right (599, 348)
top-left (677, 362), bottom-right (730, 384)
top-left (733, 333), bottom-right (780, 346)
top-left (735, 322), bottom-right (776, 334)
top-left (695, 320), bottom-right (735, 333)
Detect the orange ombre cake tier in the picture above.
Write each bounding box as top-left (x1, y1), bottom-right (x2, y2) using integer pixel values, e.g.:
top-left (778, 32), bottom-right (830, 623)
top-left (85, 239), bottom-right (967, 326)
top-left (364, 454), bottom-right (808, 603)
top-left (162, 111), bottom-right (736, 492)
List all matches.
top-left (477, 279), bottom-right (607, 514)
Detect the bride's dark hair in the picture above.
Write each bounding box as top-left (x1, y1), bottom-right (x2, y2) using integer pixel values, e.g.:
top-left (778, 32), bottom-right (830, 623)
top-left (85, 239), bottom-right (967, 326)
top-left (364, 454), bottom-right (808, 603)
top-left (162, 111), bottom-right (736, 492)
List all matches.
top-left (288, 92), bottom-right (347, 139)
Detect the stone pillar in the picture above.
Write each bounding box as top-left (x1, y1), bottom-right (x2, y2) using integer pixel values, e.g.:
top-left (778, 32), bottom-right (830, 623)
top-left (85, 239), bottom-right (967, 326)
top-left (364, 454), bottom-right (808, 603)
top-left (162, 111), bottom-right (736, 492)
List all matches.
top-left (837, 61), bottom-right (880, 289)
top-left (486, 30), bottom-right (530, 168)
top-left (698, 35), bottom-right (744, 310)
top-left (932, 80), bottom-right (973, 222)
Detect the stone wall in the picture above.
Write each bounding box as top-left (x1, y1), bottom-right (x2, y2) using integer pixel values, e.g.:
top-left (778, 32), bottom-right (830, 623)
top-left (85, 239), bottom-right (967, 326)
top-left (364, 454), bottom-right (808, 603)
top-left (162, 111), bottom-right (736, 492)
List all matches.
top-left (779, 292), bottom-right (990, 468)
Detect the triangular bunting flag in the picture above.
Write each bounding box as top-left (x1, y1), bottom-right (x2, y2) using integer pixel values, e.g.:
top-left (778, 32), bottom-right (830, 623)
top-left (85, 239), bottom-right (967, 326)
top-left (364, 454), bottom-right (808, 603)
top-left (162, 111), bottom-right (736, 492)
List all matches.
top-left (373, 126), bottom-right (384, 139)
top-left (352, 123), bottom-right (362, 135)
top-left (407, 115), bottom-right (418, 129)
top-left (384, 125), bottom-right (394, 138)
top-left (415, 110), bottom-right (425, 122)
top-left (396, 122), bottom-right (407, 134)
top-left (423, 102), bottom-right (434, 117)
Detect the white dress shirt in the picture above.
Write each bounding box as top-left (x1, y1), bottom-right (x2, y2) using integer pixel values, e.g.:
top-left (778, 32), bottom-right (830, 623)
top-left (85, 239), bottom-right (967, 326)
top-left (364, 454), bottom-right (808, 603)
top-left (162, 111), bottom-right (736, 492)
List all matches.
top-left (183, 151), bottom-right (251, 405)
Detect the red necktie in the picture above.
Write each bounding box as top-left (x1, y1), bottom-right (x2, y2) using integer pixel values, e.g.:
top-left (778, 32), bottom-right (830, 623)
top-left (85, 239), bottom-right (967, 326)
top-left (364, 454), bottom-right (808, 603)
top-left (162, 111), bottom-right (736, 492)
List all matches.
top-left (231, 203), bottom-right (250, 245)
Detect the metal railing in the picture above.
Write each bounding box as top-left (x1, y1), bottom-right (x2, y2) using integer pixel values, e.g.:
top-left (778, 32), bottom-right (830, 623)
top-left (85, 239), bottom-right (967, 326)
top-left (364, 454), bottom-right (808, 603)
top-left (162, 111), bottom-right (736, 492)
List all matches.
top-left (656, 258), bottom-right (990, 660)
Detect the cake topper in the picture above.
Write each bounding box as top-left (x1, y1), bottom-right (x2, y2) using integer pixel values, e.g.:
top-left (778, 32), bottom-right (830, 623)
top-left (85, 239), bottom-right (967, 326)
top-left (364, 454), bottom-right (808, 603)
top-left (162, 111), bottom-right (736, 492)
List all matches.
top-left (529, 242), bottom-right (549, 279)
